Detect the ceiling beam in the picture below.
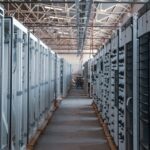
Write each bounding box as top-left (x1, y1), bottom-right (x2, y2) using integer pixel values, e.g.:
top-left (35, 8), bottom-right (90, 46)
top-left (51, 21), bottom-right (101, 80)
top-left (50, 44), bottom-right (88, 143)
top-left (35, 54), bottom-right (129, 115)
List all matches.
top-left (1, 0), bottom-right (149, 4)
top-left (53, 49), bottom-right (97, 51)
top-left (27, 24), bottom-right (119, 28)
top-left (47, 44), bottom-right (99, 46)
top-left (42, 37), bottom-right (109, 39)
top-left (57, 52), bottom-right (96, 54)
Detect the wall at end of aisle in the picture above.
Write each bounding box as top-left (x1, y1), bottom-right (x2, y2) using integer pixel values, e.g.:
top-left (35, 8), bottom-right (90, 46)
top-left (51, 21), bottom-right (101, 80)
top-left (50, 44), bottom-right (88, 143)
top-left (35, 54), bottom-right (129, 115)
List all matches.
top-left (59, 54), bottom-right (91, 78)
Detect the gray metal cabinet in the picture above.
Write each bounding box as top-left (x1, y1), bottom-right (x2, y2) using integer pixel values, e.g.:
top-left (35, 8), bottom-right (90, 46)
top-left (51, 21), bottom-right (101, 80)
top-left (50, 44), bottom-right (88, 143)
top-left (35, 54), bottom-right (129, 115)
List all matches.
top-left (4, 17), bottom-right (28, 150)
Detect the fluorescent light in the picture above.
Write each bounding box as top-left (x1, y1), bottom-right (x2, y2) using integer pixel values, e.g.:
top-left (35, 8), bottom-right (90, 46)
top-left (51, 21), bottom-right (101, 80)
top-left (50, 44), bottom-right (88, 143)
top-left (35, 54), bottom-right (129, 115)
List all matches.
top-left (64, 32), bottom-right (69, 35)
top-left (58, 31), bottom-right (63, 34)
top-left (45, 6), bottom-right (63, 11)
top-left (49, 16), bottom-right (65, 20)
top-left (58, 31), bottom-right (69, 35)
top-left (100, 9), bottom-right (106, 12)
top-left (49, 16), bottom-right (57, 19)
top-left (44, 16), bottom-right (65, 20)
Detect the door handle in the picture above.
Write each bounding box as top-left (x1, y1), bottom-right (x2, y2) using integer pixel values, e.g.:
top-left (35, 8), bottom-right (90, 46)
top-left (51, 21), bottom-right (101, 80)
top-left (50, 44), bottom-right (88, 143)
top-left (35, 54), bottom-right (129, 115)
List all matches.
top-left (126, 97), bottom-right (133, 106)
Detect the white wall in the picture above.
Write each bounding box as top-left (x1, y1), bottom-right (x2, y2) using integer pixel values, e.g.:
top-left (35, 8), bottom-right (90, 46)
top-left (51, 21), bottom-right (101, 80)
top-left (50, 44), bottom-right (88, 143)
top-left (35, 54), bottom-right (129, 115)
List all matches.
top-left (60, 54), bottom-right (91, 77)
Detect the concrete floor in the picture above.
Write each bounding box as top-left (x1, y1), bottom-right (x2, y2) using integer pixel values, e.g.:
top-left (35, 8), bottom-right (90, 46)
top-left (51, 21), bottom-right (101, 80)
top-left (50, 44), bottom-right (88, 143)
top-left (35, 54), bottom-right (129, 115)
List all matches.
top-left (34, 88), bottom-right (110, 150)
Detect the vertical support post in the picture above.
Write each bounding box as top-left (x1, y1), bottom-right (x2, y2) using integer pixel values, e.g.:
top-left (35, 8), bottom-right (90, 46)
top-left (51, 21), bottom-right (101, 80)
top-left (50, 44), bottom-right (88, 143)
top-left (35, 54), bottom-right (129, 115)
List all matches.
top-left (133, 13), bottom-right (139, 150)
top-left (54, 54), bottom-right (57, 101)
top-left (0, 8), bottom-right (4, 149)
top-left (27, 32), bottom-right (30, 145)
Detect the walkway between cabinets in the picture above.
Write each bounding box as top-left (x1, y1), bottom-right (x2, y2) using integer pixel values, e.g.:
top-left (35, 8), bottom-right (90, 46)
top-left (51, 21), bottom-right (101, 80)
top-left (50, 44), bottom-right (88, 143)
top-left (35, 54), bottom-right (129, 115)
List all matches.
top-left (34, 87), bottom-right (110, 150)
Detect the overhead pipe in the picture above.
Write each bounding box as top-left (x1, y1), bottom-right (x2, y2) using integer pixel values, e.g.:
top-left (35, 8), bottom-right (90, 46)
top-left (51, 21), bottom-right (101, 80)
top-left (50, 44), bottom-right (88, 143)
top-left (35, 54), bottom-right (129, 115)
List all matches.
top-left (75, 0), bottom-right (80, 54)
top-left (78, 0), bottom-right (93, 55)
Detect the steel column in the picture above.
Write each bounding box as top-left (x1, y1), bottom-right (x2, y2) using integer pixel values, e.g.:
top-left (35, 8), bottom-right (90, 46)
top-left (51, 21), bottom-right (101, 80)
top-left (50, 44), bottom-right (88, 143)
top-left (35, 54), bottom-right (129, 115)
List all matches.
top-left (133, 13), bottom-right (139, 150)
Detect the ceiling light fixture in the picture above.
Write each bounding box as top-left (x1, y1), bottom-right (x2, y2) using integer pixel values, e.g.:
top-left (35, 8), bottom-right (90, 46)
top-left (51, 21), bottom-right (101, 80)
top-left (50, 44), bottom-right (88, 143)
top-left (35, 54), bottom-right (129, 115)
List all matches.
top-left (58, 31), bottom-right (69, 35)
top-left (45, 6), bottom-right (63, 11)
top-left (44, 16), bottom-right (65, 20)
top-left (49, 16), bottom-right (65, 20)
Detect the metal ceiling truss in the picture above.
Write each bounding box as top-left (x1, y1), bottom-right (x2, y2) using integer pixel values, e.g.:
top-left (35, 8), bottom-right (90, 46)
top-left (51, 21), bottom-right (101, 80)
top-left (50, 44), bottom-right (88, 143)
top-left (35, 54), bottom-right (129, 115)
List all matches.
top-left (1, 0), bottom-right (149, 4)
top-left (2, 0), bottom-right (148, 56)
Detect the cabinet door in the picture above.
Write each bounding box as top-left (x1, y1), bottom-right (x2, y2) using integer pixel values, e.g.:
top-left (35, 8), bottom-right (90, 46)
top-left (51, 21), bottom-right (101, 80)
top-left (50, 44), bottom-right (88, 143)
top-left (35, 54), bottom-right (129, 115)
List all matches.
top-left (139, 33), bottom-right (150, 150)
top-left (118, 46), bottom-right (125, 150)
top-left (1, 18), bottom-right (10, 150)
top-left (126, 42), bottom-right (133, 150)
